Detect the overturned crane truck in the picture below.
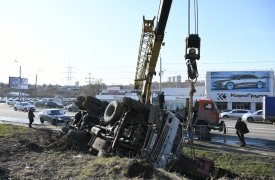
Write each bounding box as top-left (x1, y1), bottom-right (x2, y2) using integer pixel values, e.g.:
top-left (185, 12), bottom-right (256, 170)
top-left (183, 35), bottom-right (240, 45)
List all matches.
top-left (88, 97), bottom-right (182, 167)
top-left (87, 0), bottom-right (225, 169)
top-left (88, 0), bottom-right (180, 168)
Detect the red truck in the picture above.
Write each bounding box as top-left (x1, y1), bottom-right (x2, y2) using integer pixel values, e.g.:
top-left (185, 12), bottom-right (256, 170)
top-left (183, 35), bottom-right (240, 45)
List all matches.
top-left (181, 98), bottom-right (226, 138)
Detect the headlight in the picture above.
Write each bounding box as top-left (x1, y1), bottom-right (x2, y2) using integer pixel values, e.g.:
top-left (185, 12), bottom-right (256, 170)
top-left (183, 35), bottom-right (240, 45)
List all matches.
top-left (58, 117), bottom-right (62, 120)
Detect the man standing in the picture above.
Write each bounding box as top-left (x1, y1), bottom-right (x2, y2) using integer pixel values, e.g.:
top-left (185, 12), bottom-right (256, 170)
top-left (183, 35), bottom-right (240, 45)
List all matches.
top-left (158, 92), bottom-right (165, 110)
top-left (28, 108), bottom-right (35, 128)
top-left (235, 118), bottom-right (248, 147)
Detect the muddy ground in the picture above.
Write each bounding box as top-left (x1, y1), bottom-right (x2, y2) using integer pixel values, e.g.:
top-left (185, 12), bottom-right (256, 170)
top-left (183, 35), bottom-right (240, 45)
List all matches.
top-left (0, 124), bottom-right (187, 180)
top-left (0, 123), bottom-right (274, 179)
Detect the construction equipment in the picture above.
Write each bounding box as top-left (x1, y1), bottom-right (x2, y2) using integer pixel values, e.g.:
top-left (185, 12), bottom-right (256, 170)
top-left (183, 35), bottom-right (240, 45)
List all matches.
top-left (70, 1), bottom-right (228, 179)
top-left (134, 0), bottom-right (172, 104)
top-left (87, 0), bottom-right (182, 168)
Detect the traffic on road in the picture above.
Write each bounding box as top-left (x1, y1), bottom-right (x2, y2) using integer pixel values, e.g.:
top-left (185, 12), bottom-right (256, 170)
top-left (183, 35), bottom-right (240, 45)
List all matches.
top-left (1, 102), bottom-right (275, 154)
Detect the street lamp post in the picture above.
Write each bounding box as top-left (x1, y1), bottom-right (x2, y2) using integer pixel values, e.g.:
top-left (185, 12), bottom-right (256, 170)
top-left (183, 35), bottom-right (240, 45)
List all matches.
top-left (15, 60), bottom-right (22, 101)
top-left (19, 65), bottom-right (21, 101)
top-left (35, 73), bottom-right (37, 98)
top-left (159, 42), bottom-right (165, 92)
top-left (35, 69), bottom-right (42, 98)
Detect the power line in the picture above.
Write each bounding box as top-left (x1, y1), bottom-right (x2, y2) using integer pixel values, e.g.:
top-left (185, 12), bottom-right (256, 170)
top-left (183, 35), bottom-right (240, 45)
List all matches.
top-left (64, 63), bottom-right (75, 86)
top-left (85, 73), bottom-right (94, 85)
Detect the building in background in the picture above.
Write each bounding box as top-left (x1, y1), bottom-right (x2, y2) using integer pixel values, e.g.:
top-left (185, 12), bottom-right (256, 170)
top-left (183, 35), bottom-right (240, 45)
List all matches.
top-left (206, 70), bottom-right (274, 111)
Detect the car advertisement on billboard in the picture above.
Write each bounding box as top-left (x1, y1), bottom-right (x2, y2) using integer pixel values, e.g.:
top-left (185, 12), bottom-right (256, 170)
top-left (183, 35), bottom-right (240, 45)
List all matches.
top-left (206, 71), bottom-right (274, 102)
top-left (9, 77), bottom-right (28, 90)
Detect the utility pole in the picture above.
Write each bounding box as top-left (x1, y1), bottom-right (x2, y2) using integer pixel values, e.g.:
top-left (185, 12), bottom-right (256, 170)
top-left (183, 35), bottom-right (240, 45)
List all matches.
top-left (15, 60), bottom-right (22, 101)
top-left (19, 65), bottom-right (21, 101)
top-left (35, 73), bottom-right (37, 98)
top-left (159, 55), bottom-right (162, 91)
top-left (159, 42), bottom-right (165, 92)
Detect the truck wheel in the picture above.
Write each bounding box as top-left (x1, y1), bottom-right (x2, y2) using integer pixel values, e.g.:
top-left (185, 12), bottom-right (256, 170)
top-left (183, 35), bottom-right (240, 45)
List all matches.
top-left (14, 107), bottom-right (17, 111)
top-left (84, 96), bottom-right (103, 107)
top-left (104, 101), bottom-right (123, 125)
top-left (122, 97), bottom-right (147, 113)
top-left (40, 117), bottom-right (44, 124)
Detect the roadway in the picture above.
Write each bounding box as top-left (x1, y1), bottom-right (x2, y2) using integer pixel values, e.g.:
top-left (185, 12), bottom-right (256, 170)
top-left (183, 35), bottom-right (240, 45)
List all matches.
top-left (1, 103), bottom-right (275, 155)
top-left (0, 103), bottom-right (75, 125)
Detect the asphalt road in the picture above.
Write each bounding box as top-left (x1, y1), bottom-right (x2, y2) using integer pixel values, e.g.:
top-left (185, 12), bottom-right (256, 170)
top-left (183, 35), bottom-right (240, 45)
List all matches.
top-left (1, 103), bottom-right (274, 155)
top-left (0, 103), bottom-right (75, 125)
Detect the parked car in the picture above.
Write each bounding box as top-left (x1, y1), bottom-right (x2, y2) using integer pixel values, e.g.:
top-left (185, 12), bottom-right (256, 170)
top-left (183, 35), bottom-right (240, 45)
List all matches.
top-left (14, 102), bottom-right (36, 112)
top-left (6, 99), bottom-right (19, 106)
top-left (212, 74), bottom-right (266, 90)
top-left (38, 109), bottom-right (72, 125)
top-left (242, 110), bottom-right (264, 123)
top-left (220, 109), bottom-right (232, 113)
top-left (34, 100), bottom-right (46, 107)
top-left (220, 109), bottom-right (251, 119)
top-left (64, 104), bottom-right (79, 112)
top-left (46, 101), bottom-right (63, 108)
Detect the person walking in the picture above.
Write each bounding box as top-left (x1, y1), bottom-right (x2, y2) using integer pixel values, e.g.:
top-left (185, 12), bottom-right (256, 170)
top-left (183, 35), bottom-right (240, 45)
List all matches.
top-left (158, 92), bottom-right (165, 110)
top-left (28, 108), bottom-right (35, 128)
top-left (235, 118), bottom-right (249, 147)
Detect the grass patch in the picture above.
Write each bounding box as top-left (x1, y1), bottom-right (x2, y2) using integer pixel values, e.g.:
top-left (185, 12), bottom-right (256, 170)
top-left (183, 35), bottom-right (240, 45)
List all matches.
top-left (0, 124), bottom-right (31, 137)
top-left (183, 145), bottom-right (275, 178)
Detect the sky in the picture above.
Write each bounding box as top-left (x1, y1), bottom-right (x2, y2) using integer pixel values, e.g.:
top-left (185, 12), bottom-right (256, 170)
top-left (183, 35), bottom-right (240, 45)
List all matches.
top-left (0, 0), bottom-right (274, 86)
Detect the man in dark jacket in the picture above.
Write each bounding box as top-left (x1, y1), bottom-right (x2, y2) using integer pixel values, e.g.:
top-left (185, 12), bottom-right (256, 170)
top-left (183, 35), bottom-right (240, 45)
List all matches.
top-left (158, 92), bottom-right (165, 110)
top-left (235, 118), bottom-right (248, 147)
top-left (28, 108), bottom-right (35, 128)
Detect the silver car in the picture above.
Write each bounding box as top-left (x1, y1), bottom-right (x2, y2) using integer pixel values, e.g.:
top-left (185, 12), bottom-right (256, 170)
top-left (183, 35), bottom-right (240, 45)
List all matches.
top-left (220, 109), bottom-right (251, 119)
top-left (212, 74), bottom-right (266, 90)
top-left (242, 110), bottom-right (264, 123)
top-left (14, 102), bottom-right (36, 112)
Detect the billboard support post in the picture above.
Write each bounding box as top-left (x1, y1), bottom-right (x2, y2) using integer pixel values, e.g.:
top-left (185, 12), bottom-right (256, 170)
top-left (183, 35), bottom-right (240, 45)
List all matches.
top-left (19, 65), bottom-right (21, 101)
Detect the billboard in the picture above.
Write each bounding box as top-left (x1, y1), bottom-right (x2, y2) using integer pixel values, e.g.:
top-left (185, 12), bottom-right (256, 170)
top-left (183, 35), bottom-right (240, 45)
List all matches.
top-left (9, 77), bottom-right (28, 90)
top-left (206, 71), bottom-right (274, 102)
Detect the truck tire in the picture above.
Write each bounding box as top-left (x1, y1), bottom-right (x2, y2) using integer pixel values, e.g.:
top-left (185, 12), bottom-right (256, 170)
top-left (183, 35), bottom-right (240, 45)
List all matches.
top-left (122, 97), bottom-right (147, 113)
top-left (85, 96), bottom-right (103, 107)
top-left (104, 101), bottom-right (123, 125)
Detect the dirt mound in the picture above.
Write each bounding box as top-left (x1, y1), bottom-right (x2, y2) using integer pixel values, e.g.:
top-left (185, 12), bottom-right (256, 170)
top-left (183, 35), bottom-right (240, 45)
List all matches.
top-left (18, 139), bottom-right (44, 153)
top-left (0, 166), bottom-right (9, 180)
top-left (46, 129), bottom-right (91, 152)
top-left (126, 160), bottom-right (154, 178)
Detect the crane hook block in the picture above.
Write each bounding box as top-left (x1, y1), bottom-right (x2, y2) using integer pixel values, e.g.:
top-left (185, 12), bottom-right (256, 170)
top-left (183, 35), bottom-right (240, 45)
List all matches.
top-left (185, 34), bottom-right (201, 60)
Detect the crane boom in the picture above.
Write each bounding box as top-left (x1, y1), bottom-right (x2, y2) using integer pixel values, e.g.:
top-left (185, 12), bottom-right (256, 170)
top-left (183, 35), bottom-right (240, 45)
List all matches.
top-left (134, 0), bottom-right (173, 104)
